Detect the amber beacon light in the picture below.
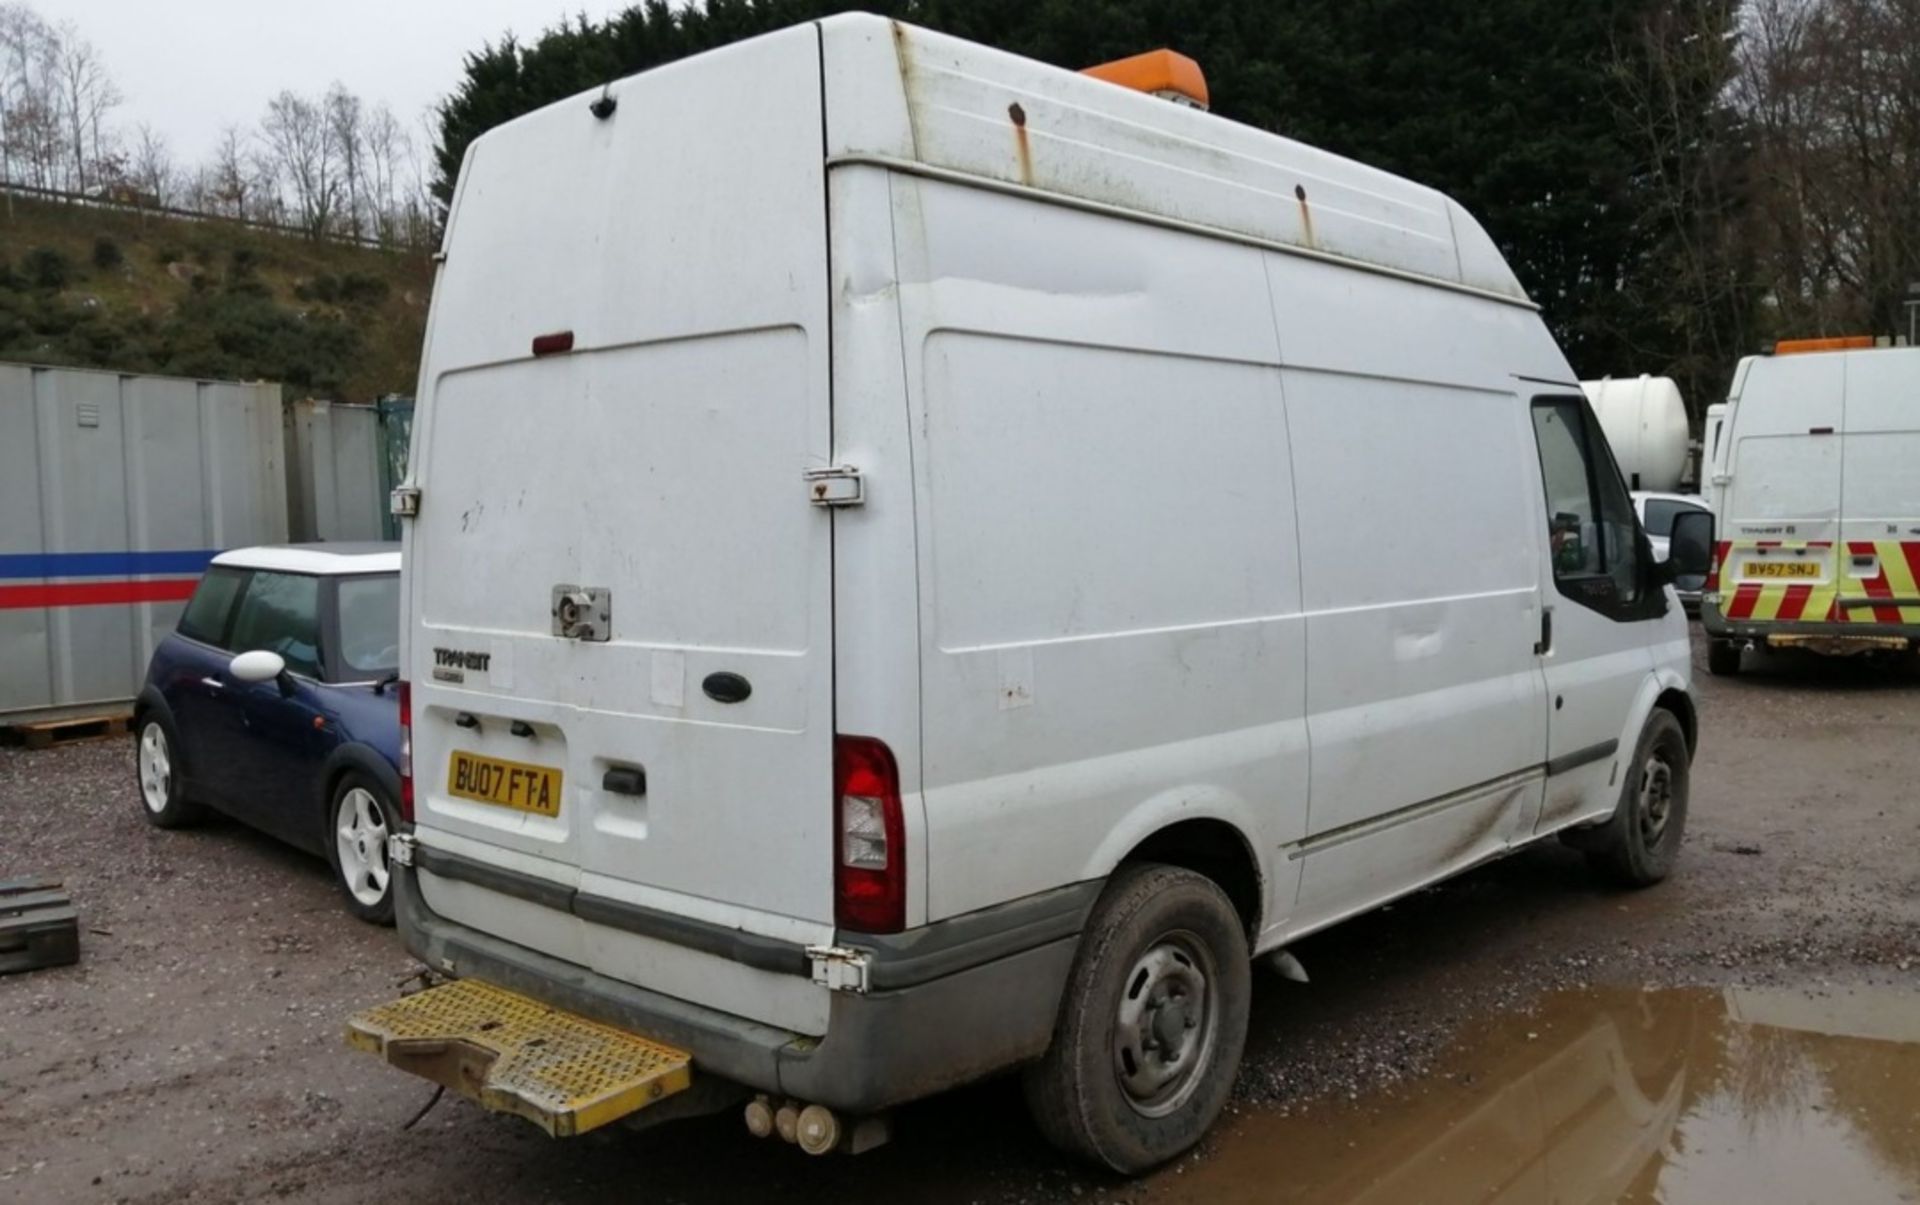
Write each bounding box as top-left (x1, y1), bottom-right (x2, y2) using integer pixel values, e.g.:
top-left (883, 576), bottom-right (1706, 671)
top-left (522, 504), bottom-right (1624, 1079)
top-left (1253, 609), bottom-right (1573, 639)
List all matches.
top-left (1080, 49), bottom-right (1210, 110)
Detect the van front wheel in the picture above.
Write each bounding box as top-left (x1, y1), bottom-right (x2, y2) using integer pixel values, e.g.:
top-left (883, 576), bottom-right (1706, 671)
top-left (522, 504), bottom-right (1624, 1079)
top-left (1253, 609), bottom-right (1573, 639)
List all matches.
top-left (1586, 709), bottom-right (1691, 887)
top-left (1022, 864), bottom-right (1250, 1174)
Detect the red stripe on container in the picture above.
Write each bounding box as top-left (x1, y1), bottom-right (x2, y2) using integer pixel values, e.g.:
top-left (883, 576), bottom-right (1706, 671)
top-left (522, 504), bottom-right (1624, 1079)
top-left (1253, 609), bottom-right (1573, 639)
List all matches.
top-left (0, 579), bottom-right (199, 609)
top-left (1776, 584), bottom-right (1812, 621)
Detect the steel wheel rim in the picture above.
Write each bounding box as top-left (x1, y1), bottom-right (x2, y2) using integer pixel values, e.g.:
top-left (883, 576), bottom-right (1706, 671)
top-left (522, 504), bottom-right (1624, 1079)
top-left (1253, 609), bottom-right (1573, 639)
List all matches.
top-left (138, 724), bottom-right (171, 814)
top-left (1637, 752), bottom-right (1674, 846)
top-left (1113, 930), bottom-right (1219, 1118)
top-left (334, 787), bottom-right (391, 907)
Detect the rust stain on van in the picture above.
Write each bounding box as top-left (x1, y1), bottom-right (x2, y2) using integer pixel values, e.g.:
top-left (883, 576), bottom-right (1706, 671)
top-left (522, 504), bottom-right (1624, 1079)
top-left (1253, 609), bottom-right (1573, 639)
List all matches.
top-left (1008, 102), bottom-right (1033, 186)
top-left (1294, 183), bottom-right (1315, 248)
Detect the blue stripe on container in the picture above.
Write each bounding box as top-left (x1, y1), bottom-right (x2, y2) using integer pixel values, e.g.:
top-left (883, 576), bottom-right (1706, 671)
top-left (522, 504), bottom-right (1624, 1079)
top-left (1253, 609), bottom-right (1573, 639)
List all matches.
top-left (0, 549), bottom-right (221, 579)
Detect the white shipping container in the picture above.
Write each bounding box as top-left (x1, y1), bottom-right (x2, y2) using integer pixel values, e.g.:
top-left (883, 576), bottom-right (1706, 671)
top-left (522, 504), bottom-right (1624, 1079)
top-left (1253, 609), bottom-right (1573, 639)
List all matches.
top-left (0, 363), bottom-right (288, 719)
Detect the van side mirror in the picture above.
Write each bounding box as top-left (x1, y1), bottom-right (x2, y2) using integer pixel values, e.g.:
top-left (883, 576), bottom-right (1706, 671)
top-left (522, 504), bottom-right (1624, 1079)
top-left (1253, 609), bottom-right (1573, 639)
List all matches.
top-left (1668, 510), bottom-right (1715, 579)
top-left (230, 649), bottom-right (293, 694)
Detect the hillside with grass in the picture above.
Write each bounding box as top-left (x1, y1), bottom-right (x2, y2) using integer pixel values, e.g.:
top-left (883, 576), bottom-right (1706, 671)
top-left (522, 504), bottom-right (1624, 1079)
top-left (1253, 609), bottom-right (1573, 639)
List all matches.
top-left (0, 197), bottom-right (433, 399)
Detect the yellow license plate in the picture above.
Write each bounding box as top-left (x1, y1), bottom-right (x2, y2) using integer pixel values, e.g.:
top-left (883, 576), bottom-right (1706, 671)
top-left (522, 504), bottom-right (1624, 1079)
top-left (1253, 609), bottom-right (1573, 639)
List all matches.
top-left (447, 751), bottom-right (564, 817)
top-left (1743, 561), bottom-right (1820, 579)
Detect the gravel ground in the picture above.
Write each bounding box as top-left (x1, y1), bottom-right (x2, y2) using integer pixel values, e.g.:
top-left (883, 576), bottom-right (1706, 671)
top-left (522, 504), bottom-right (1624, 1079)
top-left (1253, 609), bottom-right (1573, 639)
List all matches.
top-left (2, 632), bottom-right (1917, 1204)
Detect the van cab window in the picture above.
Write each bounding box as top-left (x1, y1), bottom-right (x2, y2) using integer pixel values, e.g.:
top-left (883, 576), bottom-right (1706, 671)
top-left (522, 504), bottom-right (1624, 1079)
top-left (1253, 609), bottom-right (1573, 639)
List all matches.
top-left (228, 571), bottom-right (323, 678)
top-left (1531, 397), bottom-right (1650, 617)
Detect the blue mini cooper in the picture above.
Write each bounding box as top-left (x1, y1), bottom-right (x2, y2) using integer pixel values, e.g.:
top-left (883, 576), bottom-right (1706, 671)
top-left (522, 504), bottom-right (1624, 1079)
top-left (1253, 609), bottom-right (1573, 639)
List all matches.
top-left (134, 544), bottom-right (403, 923)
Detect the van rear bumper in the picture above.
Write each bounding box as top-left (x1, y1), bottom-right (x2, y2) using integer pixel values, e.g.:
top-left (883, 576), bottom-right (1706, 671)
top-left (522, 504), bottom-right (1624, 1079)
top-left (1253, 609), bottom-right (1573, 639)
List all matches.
top-left (1700, 602), bottom-right (1919, 651)
top-left (392, 863), bottom-right (1092, 1114)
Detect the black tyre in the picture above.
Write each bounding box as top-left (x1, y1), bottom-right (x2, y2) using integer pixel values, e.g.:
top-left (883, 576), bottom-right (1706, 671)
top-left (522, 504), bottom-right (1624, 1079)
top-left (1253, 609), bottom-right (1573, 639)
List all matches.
top-left (134, 714), bottom-right (202, 829)
top-left (1022, 864), bottom-right (1250, 1173)
top-left (1585, 710), bottom-right (1690, 887)
top-left (1706, 639), bottom-right (1741, 676)
top-left (327, 771), bottom-right (397, 925)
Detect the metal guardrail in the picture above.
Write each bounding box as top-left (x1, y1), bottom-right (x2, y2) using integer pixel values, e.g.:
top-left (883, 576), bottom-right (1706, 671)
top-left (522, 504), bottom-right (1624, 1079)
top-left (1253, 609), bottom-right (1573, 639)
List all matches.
top-left (0, 179), bottom-right (431, 252)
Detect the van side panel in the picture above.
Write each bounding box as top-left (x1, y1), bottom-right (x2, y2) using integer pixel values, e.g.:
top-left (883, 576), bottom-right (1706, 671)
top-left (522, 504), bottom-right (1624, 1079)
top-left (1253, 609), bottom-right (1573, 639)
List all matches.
top-left (891, 175), bottom-right (1309, 929)
top-left (1837, 351), bottom-right (1920, 626)
top-left (1263, 253), bottom-right (1551, 925)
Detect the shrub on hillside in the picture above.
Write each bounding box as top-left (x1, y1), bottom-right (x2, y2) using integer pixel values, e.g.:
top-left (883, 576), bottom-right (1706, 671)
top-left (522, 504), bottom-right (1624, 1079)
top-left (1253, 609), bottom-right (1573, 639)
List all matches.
top-left (338, 272), bottom-right (390, 306)
top-left (294, 273), bottom-right (340, 304)
top-left (93, 236), bottom-right (123, 270)
top-left (22, 246), bottom-right (70, 290)
top-left (154, 245), bottom-right (184, 266)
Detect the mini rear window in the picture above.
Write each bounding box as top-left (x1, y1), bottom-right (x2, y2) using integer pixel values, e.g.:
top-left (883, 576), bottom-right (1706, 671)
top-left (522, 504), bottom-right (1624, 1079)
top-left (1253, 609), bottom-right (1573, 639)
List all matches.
top-left (335, 574), bottom-right (400, 676)
top-left (177, 566), bottom-right (247, 647)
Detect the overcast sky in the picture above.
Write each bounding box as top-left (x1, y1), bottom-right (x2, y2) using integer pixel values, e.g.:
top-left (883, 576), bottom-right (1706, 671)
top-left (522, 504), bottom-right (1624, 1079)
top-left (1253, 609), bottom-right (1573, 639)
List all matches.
top-left (36, 0), bottom-right (625, 167)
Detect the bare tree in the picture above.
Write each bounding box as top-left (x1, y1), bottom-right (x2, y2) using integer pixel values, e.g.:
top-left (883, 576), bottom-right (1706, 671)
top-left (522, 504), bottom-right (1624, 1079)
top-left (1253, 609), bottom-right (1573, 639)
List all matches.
top-left (260, 89), bottom-right (337, 237)
top-left (128, 121), bottom-right (170, 205)
top-left (0, 5), bottom-right (58, 194)
top-left (324, 82), bottom-right (364, 237)
top-left (52, 19), bottom-right (116, 192)
top-left (363, 101), bottom-right (404, 243)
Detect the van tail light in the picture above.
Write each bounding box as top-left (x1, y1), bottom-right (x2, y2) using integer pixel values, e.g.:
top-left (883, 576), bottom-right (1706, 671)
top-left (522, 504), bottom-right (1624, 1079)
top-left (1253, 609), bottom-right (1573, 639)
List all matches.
top-left (834, 735), bottom-right (904, 934)
top-left (398, 680), bottom-right (414, 823)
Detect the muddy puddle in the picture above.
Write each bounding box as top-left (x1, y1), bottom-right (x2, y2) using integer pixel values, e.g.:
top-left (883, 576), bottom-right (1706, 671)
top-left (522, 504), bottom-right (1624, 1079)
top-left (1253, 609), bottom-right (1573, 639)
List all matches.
top-left (1145, 984), bottom-right (1920, 1204)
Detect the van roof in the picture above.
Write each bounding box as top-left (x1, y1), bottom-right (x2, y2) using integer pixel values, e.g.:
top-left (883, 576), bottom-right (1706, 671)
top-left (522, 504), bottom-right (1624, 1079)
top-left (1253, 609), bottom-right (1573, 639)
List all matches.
top-left (477, 14), bottom-right (1531, 308)
top-left (819, 16), bottom-right (1529, 305)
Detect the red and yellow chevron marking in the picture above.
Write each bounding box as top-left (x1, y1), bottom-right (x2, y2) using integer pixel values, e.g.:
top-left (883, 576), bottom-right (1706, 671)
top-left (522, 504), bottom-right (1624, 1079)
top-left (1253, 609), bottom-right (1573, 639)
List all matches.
top-left (1721, 541), bottom-right (1838, 624)
top-left (1836, 540), bottom-right (1920, 626)
top-left (1720, 540), bottom-right (1920, 626)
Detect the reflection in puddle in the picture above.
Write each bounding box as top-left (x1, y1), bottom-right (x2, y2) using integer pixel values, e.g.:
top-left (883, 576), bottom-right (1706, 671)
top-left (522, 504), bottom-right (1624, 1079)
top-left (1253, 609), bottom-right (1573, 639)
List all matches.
top-left (1146, 985), bottom-right (1920, 1204)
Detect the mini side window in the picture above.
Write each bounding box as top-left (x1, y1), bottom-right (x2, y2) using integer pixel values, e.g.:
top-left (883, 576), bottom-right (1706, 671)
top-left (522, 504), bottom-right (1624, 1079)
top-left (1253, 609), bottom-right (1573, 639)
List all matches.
top-left (177, 567), bottom-right (247, 647)
top-left (1530, 397), bottom-right (1653, 619)
top-left (227, 571), bottom-right (324, 679)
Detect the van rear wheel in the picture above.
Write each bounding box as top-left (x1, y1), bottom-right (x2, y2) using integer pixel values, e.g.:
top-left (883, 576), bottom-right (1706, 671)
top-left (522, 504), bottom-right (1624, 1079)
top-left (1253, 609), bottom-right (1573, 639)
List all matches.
top-left (1706, 639), bottom-right (1741, 676)
top-left (1022, 864), bottom-right (1249, 1174)
top-left (1585, 710), bottom-right (1690, 887)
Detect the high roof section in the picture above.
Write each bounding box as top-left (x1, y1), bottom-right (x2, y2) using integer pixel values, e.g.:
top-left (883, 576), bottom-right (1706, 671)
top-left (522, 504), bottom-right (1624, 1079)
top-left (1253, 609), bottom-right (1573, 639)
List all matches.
top-left (819, 15), bottom-right (1531, 306)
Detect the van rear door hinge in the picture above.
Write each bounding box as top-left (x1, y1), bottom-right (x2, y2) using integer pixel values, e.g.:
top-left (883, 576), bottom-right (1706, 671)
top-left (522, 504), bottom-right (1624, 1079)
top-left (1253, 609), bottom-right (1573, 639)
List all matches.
top-left (390, 485), bottom-right (422, 517)
top-left (806, 945), bottom-right (871, 993)
top-left (804, 465), bottom-right (864, 508)
top-left (387, 832), bottom-right (417, 867)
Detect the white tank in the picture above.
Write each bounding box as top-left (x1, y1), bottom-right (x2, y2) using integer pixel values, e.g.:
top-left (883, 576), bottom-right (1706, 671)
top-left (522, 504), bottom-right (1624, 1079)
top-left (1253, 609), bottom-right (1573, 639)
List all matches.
top-left (1578, 375), bottom-right (1690, 492)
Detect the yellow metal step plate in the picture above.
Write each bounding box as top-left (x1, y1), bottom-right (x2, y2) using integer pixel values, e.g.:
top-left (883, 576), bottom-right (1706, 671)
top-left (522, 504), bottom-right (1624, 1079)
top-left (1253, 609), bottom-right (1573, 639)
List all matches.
top-left (347, 978), bottom-right (692, 1136)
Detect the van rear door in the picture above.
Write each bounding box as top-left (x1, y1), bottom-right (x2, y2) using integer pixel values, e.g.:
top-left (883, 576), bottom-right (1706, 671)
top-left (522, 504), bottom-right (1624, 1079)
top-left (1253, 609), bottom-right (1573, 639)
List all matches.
top-left (1837, 351), bottom-right (1920, 627)
top-left (401, 27), bottom-right (836, 1032)
top-left (1722, 353), bottom-right (1845, 622)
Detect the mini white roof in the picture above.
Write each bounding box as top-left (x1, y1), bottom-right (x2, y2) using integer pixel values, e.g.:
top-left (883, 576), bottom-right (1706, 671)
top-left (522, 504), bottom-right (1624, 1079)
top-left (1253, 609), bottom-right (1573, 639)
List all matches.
top-left (211, 543), bottom-right (400, 575)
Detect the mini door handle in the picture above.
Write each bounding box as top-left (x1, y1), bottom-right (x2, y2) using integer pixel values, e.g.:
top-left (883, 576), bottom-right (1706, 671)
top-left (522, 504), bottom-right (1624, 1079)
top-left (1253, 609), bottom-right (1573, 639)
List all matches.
top-left (199, 677), bottom-right (225, 690)
top-left (602, 767), bottom-right (646, 796)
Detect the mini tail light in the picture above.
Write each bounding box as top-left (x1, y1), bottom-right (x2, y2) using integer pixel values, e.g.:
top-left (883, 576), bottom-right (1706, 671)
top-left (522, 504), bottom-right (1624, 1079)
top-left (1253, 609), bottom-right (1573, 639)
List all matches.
top-left (398, 679), bottom-right (414, 823)
top-left (834, 735), bottom-right (904, 934)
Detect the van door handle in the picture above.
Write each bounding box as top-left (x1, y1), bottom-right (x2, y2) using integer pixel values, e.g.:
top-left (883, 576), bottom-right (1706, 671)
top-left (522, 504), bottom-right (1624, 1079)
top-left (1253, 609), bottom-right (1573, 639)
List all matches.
top-left (1534, 607), bottom-right (1553, 656)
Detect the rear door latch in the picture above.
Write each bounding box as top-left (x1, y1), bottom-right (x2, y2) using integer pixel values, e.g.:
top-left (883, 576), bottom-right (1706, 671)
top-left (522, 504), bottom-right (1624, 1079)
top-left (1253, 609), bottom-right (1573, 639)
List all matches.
top-left (552, 585), bottom-right (611, 642)
top-left (804, 465), bottom-right (864, 508)
top-left (806, 945), bottom-right (872, 993)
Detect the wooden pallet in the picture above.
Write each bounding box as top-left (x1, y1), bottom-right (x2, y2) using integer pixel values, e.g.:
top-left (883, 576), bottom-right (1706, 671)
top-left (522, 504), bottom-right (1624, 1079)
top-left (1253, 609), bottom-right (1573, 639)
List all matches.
top-left (0, 711), bottom-right (131, 750)
top-left (0, 878), bottom-right (80, 974)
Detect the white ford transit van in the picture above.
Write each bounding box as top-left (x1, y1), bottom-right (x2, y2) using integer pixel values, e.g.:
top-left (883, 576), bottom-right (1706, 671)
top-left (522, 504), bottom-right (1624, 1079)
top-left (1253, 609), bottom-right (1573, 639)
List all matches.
top-left (1701, 339), bottom-right (1920, 674)
top-left (356, 15), bottom-right (1705, 1172)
